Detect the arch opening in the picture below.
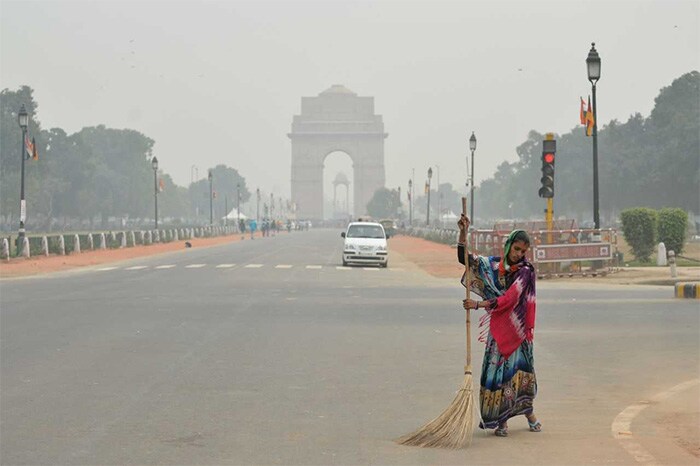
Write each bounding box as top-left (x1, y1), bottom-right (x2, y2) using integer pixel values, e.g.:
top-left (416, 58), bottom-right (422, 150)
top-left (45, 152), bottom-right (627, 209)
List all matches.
top-left (323, 151), bottom-right (354, 220)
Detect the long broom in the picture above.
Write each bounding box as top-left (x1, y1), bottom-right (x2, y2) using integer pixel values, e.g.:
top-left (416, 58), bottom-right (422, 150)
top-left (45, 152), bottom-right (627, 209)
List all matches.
top-left (397, 197), bottom-right (476, 449)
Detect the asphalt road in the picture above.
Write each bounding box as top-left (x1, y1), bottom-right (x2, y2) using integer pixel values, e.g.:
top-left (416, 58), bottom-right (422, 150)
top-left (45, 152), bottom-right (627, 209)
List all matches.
top-left (1, 229), bottom-right (698, 465)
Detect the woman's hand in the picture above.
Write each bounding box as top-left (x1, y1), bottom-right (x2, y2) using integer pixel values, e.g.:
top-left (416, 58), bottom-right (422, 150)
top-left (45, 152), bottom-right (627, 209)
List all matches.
top-left (462, 299), bottom-right (478, 310)
top-left (458, 214), bottom-right (470, 232)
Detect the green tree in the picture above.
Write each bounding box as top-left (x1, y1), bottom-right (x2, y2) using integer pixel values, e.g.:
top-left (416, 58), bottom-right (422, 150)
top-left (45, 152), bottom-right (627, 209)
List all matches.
top-left (366, 187), bottom-right (400, 219)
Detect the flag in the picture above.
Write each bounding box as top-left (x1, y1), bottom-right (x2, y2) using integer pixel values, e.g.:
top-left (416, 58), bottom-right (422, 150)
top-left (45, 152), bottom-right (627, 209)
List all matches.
top-left (407, 191), bottom-right (411, 201)
top-left (24, 134), bottom-right (34, 160)
top-left (31, 137), bottom-right (38, 160)
top-left (424, 182), bottom-right (429, 194)
top-left (159, 178), bottom-right (165, 192)
top-left (579, 97), bottom-right (586, 125)
top-left (585, 96), bottom-right (595, 136)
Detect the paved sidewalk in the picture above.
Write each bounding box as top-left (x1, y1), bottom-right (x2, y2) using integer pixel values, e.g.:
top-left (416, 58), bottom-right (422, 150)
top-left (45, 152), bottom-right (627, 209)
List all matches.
top-left (388, 235), bottom-right (699, 286)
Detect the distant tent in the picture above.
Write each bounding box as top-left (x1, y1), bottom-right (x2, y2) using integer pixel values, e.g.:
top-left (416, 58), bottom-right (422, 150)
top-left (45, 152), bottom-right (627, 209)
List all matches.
top-left (441, 210), bottom-right (459, 221)
top-left (223, 208), bottom-right (248, 220)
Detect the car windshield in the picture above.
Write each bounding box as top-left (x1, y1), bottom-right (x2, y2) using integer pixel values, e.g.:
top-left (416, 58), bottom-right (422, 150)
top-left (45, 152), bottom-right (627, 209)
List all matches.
top-left (346, 225), bottom-right (385, 239)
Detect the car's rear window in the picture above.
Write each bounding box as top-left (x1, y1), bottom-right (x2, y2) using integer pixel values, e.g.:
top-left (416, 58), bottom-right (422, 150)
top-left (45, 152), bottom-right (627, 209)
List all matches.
top-left (346, 225), bottom-right (385, 239)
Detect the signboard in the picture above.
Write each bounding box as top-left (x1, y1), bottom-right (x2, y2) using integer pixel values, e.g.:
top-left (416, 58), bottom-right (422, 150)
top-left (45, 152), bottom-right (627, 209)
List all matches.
top-left (534, 243), bottom-right (612, 263)
top-left (20, 200), bottom-right (26, 223)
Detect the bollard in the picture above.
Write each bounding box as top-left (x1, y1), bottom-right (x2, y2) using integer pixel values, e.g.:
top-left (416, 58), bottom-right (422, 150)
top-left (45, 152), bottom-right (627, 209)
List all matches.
top-left (22, 237), bottom-right (30, 258)
top-left (42, 236), bottom-right (49, 256)
top-left (668, 250), bottom-right (678, 278)
top-left (88, 233), bottom-right (94, 250)
top-left (129, 231), bottom-right (135, 247)
top-left (2, 238), bottom-right (9, 261)
top-left (73, 234), bottom-right (81, 254)
top-left (99, 233), bottom-right (106, 250)
top-left (657, 242), bottom-right (667, 266)
top-left (58, 235), bottom-right (65, 256)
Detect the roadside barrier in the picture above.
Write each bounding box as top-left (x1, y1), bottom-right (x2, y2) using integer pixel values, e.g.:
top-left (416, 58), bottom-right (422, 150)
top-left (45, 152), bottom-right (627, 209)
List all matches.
top-left (0, 226), bottom-right (234, 261)
top-left (675, 282), bottom-right (700, 299)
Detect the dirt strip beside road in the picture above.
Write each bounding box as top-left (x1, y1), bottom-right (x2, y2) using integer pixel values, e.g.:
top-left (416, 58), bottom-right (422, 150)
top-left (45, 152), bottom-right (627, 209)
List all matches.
top-left (0, 233), bottom-right (253, 278)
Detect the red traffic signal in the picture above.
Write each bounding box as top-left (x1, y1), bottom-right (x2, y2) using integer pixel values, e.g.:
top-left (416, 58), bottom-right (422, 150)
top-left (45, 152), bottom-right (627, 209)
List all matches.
top-left (539, 139), bottom-right (556, 199)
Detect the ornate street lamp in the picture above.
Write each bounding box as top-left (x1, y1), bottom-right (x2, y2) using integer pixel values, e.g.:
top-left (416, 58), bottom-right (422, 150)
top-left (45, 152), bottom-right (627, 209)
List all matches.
top-left (208, 170), bottom-right (213, 226)
top-left (426, 167), bottom-right (433, 226)
top-left (408, 179), bottom-right (413, 226)
top-left (152, 156), bottom-right (159, 229)
top-left (17, 105), bottom-right (29, 254)
top-left (237, 183), bottom-right (241, 227)
top-left (586, 42), bottom-right (601, 230)
top-left (469, 132), bottom-right (477, 224)
top-left (256, 188), bottom-right (260, 222)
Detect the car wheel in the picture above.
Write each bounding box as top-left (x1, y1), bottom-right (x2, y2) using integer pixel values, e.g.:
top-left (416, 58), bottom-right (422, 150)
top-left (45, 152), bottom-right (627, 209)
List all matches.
top-left (381, 261), bottom-right (388, 268)
top-left (342, 259), bottom-right (348, 266)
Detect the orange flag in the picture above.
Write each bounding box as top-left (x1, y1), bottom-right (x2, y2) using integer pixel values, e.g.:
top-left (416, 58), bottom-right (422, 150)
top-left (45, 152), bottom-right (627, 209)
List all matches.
top-left (585, 96), bottom-right (595, 136)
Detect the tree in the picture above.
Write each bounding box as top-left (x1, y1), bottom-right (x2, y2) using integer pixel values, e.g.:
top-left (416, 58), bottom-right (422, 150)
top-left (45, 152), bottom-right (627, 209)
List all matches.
top-left (366, 188), bottom-right (400, 219)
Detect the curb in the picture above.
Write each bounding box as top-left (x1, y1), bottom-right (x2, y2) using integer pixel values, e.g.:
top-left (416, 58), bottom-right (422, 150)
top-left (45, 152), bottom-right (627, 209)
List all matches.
top-left (674, 282), bottom-right (700, 299)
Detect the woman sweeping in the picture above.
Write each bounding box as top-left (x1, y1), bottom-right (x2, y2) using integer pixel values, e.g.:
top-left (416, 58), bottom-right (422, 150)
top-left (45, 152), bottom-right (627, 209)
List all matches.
top-left (457, 214), bottom-right (542, 437)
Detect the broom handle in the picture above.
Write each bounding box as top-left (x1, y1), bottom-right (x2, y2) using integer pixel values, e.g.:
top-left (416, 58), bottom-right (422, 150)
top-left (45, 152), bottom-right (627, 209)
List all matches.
top-left (462, 197), bottom-right (472, 374)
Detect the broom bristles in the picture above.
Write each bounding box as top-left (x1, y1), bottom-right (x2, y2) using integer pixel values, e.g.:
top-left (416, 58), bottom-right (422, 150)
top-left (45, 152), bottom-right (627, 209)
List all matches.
top-left (396, 373), bottom-right (476, 449)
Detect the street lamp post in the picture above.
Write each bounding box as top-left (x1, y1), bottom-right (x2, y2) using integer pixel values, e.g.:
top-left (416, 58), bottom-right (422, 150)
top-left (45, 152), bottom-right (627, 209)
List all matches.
top-left (397, 186), bottom-right (401, 218)
top-left (208, 170), bottom-right (213, 226)
top-left (408, 179), bottom-right (413, 226)
top-left (256, 188), bottom-right (260, 222)
top-left (469, 132), bottom-right (477, 224)
top-left (152, 156), bottom-right (159, 229)
top-left (17, 105), bottom-right (28, 254)
top-left (237, 183), bottom-right (241, 227)
top-left (435, 165), bottom-right (440, 227)
top-left (586, 42), bottom-right (601, 230)
top-left (426, 167), bottom-right (433, 226)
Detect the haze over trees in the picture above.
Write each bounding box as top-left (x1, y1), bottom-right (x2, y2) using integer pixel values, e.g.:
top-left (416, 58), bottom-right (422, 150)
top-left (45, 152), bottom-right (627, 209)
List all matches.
top-left (473, 71), bottom-right (699, 226)
top-left (2, 71), bottom-right (697, 232)
top-left (0, 86), bottom-right (250, 231)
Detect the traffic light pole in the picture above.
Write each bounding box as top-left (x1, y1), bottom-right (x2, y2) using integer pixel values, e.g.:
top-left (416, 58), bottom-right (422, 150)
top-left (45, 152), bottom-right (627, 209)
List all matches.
top-left (546, 198), bottom-right (553, 244)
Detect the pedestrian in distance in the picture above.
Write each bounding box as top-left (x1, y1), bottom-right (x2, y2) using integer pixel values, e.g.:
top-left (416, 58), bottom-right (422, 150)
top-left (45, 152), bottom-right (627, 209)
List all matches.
top-left (457, 214), bottom-right (542, 437)
top-left (249, 219), bottom-right (257, 240)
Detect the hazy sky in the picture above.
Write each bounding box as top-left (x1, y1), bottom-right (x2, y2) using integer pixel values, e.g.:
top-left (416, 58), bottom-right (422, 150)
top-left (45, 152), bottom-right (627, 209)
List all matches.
top-left (2, 0), bottom-right (698, 205)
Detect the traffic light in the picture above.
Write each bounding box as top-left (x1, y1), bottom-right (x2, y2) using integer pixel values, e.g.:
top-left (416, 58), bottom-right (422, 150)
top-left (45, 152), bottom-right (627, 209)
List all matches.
top-left (538, 138), bottom-right (556, 198)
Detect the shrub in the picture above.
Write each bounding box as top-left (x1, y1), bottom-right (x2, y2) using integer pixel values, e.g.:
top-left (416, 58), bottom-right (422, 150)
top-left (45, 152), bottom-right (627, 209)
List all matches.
top-left (657, 208), bottom-right (688, 255)
top-left (620, 208), bottom-right (657, 262)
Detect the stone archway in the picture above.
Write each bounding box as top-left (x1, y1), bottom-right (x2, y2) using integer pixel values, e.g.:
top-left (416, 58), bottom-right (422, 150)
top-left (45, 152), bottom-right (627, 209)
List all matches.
top-left (289, 85), bottom-right (388, 221)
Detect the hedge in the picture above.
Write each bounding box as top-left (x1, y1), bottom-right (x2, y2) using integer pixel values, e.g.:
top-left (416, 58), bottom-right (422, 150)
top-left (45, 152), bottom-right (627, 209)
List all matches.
top-left (620, 208), bottom-right (657, 262)
top-left (657, 208), bottom-right (688, 255)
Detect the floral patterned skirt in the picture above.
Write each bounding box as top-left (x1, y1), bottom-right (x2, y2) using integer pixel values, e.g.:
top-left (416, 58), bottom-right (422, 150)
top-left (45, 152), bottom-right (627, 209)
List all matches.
top-left (479, 335), bottom-right (537, 429)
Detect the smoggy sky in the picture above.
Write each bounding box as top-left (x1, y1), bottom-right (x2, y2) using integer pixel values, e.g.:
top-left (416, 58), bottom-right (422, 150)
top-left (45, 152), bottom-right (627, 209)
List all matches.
top-left (2, 0), bottom-right (698, 204)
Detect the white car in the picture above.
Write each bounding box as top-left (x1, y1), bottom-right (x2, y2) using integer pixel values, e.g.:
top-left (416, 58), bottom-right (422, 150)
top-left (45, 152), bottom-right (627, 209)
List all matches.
top-left (341, 222), bottom-right (389, 267)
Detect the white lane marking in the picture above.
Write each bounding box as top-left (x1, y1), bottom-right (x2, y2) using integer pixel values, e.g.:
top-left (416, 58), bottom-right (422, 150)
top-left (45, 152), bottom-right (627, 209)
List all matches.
top-left (336, 266), bottom-right (351, 270)
top-left (125, 266), bottom-right (147, 270)
top-left (306, 265), bottom-right (322, 269)
top-left (363, 267), bottom-right (380, 271)
top-left (275, 265), bottom-right (293, 269)
top-left (185, 264), bottom-right (206, 268)
top-left (611, 378), bottom-right (700, 464)
top-left (155, 265), bottom-right (176, 269)
top-left (216, 264), bottom-right (236, 268)
top-left (97, 267), bottom-right (119, 271)
top-left (245, 264), bottom-right (263, 268)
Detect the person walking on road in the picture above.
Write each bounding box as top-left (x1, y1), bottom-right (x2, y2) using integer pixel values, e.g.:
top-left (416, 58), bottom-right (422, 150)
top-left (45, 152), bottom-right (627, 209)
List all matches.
top-left (458, 214), bottom-right (541, 437)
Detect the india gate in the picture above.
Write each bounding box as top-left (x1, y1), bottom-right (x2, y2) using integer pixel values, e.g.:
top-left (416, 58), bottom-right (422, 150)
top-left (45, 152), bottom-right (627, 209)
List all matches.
top-left (289, 85), bottom-right (387, 220)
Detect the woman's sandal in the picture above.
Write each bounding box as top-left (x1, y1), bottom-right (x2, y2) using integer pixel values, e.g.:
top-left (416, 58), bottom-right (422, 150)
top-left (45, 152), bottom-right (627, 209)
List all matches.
top-left (494, 426), bottom-right (508, 437)
top-left (528, 420), bottom-right (542, 432)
